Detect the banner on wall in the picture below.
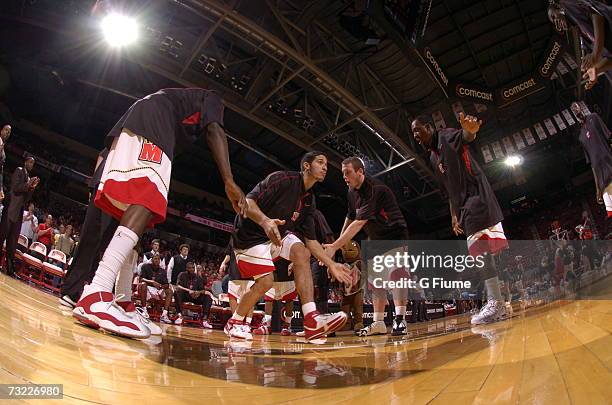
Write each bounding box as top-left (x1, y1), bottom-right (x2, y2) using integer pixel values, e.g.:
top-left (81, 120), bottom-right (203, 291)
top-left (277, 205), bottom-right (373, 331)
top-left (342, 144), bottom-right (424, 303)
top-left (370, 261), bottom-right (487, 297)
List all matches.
top-left (432, 110), bottom-right (446, 129)
top-left (553, 113), bottom-right (567, 130)
top-left (534, 123), bottom-right (547, 140)
top-left (512, 132), bottom-right (526, 150)
top-left (481, 145), bottom-right (494, 163)
top-left (502, 137), bottom-right (515, 154)
top-left (562, 109), bottom-right (576, 125)
top-left (491, 141), bottom-right (504, 159)
top-left (544, 118), bottom-right (557, 135)
top-left (522, 128), bottom-right (536, 145)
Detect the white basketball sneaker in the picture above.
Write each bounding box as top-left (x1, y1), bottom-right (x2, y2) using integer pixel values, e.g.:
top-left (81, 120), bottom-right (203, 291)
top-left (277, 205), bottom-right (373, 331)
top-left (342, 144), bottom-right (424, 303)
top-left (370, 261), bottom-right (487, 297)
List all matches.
top-left (116, 302), bottom-right (162, 336)
top-left (470, 300), bottom-right (507, 325)
top-left (356, 320), bottom-right (387, 337)
top-left (72, 284), bottom-right (150, 339)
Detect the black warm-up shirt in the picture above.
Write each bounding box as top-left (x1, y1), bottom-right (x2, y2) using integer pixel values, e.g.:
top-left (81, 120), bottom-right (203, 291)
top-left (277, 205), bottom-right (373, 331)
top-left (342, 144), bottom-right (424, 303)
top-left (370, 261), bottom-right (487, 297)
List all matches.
top-left (106, 88), bottom-right (225, 159)
top-left (429, 128), bottom-right (503, 236)
top-left (579, 113), bottom-right (612, 192)
top-left (346, 176), bottom-right (408, 240)
top-left (232, 171), bottom-right (317, 250)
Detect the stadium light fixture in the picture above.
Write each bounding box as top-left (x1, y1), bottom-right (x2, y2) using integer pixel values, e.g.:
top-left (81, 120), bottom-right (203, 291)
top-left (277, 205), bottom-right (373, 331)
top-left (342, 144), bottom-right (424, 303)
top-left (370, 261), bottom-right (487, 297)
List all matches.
top-left (504, 155), bottom-right (523, 167)
top-left (101, 13), bottom-right (139, 47)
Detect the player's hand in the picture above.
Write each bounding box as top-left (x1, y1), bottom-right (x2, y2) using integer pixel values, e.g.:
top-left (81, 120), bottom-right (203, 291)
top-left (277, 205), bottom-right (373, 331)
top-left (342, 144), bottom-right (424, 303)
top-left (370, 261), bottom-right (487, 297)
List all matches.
top-left (0, 190), bottom-right (4, 202)
top-left (327, 262), bottom-right (353, 285)
top-left (452, 215), bottom-right (464, 235)
top-left (153, 281), bottom-right (162, 289)
top-left (459, 112), bottom-right (482, 135)
top-left (262, 218), bottom-right (285, 246)
top-left (597, 190), bottom-right (604, 205)
top-left (583, 67), bottom-right (598, 90)
top-left (322, 243), bottom-right (337, 259)
top-left (224, 180), bottom-right (247, 217)
top-left (581, 53), bottom-right (598, 72)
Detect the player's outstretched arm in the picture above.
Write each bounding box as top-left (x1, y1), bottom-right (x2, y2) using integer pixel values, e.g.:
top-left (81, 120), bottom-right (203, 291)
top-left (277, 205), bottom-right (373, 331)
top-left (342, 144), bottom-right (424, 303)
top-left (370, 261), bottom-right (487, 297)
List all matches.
top-left (305, 239), bottom-right (352, 285)
top-left (205, 122), bottom-right (247, 216)
top-left (324, 219), bottom-right (367, 258)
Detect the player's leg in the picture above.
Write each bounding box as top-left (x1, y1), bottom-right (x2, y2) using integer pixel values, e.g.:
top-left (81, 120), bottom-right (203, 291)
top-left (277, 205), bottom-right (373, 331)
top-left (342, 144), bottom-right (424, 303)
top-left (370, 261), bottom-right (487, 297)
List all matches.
top-left (253, 299), bottom-right (274, 335)
top-left (225, 273), bottom-right (273, 340)
top-left (391, 287), bottom-right (408, 336)
top-left (284, 236), bottom-right (347, 341)
top-left (280, 299), bottom-right (294, 336)
top-left (357, 288), bottom-right (388, 336)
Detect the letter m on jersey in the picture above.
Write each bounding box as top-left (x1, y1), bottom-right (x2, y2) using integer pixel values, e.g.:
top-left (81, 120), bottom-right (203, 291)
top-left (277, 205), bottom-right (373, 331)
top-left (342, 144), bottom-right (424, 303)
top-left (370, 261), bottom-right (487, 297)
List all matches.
top-left (138, 141), bottom-right (163, 164)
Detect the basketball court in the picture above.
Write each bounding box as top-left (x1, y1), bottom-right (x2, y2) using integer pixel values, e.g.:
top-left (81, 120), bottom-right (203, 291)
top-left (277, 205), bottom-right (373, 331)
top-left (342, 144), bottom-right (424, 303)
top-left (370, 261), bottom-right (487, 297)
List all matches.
top-left (1, 272), bottom-right (610, 404)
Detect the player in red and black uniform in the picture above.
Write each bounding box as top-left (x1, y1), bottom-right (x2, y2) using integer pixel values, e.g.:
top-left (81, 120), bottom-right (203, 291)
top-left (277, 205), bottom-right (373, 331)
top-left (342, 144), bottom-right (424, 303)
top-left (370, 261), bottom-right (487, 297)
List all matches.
top-left (324, 157), bottom-right (410, 337)
top-left (571, 102), bottom-right (612, 216)
top-left (225, 151), bottom-right (352, 341)
top-left (411, 112), bottom-right (508, 325)
top-left (73, 88), bottom-right (247, 339)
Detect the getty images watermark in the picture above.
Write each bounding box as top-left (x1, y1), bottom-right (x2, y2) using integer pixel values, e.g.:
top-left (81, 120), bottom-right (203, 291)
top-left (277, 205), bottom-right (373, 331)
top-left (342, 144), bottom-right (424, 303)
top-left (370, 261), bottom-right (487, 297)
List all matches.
top-left (370, 248), bottom-right (485, 290)
top-left (361, 239), bottom-right (612, 301)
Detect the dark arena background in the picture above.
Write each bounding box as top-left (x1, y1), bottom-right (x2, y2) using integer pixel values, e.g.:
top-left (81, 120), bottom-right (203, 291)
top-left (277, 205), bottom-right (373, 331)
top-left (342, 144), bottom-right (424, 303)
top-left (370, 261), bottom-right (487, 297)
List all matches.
top-left (0, 0), bottom-right (610, 403)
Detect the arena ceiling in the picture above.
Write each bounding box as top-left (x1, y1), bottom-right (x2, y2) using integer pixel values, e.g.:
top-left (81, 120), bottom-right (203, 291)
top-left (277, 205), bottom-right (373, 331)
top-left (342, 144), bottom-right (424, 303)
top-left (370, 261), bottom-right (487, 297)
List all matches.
top-left (0, 0), bottom-right (608, 235)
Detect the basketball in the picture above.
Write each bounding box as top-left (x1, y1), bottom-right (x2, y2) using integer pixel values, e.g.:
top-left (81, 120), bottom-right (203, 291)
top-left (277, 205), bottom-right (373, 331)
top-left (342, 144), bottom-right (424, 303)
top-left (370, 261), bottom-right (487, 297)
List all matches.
top-left (341, 240), bottom-right (360, 263)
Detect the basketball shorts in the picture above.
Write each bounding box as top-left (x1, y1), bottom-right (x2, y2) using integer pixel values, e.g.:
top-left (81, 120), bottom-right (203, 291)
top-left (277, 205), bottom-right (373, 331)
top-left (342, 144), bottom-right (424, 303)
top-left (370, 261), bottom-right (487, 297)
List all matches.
top-left (147, 286), bottom-right (166, 300)
top-left (603, 183), bottom-right (612, 217)
top-left (264, 281), bottom-right (297, 302)
top-left (227, 280), bottom-right (255, 302)
top-left (234, 233), bottom-right (302, 279)
top-left (95, 130), bottom-right (171, 228)
top-left (467, 222), bottom-right (509, 257)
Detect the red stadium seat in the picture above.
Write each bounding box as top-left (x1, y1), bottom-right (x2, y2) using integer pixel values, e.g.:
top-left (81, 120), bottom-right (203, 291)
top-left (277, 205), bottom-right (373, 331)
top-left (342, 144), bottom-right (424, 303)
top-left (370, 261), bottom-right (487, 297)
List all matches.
top-left (41, 249), bottom-right (67, 294)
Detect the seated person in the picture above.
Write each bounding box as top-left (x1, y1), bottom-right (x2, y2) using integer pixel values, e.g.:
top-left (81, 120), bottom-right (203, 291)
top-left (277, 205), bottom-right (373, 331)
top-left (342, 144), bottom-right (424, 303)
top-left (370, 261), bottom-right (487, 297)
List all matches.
top-left (174, 261), bottom-right (213, 327)
top-left (138, 254), bottom-right (173, 324)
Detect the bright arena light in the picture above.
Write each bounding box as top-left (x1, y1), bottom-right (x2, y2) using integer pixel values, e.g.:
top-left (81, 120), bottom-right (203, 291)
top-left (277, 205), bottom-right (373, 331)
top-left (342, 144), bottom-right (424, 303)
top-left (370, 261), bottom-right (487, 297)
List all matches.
top-left (505, 155), bottom-right (523, 167)
top-left (101, 13), bottom-right (139, 47)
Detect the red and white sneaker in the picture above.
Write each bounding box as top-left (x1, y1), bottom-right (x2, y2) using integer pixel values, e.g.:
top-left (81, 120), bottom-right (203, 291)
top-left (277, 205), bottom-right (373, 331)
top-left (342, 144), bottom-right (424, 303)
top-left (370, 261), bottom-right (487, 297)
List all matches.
top-left (117, 302), bottom-right (162, 336)
top-left (280, 323), bottom-right (292, 336)
top-left (253, 324), bottom-right (271, 335)
top-left (202, 320), bottom-right (213, 329)
top-left (72, 285), bottom-right (150, 339)
top-left (303, 311), bottom-right (347, 341)
top-left (224, 318), bottom-right (253, 340)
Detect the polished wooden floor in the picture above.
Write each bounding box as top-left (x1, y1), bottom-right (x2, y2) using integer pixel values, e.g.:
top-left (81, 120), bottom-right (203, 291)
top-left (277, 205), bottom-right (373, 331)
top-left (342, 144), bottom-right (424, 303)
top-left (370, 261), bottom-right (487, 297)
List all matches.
top-left (0, 274), bottom-right (611, 404)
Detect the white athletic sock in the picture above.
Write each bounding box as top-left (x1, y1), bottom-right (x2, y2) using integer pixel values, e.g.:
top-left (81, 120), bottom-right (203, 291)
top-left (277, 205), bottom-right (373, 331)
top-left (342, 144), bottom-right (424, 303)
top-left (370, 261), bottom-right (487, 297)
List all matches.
top-left (485, 276), bottom-right (503, 301)
top-left (373, 312), bottom-right (384, 322)
top-left (302, 302), bottom-right (317, 316)
top-left (395, 306), bottom-right (407, 318)
top-left (89, 226), bottom-right (139, 294)
top-left (115, 249), bottom-right (138, 301)
top-left (245, 316), bottom-right (252, 325)
top-left (263, 314), bottom-right (272, 325)
top-left (232, 313), bottom-right (245, 322)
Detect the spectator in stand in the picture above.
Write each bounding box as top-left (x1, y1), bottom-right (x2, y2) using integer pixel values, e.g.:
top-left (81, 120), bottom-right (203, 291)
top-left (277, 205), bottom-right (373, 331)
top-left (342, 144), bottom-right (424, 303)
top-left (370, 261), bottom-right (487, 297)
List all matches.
top-left (174, 261), bottom-right (213, 328)
top-left (138, 253), bottom-right (173, 324)
top-left (37, 214), bottom-right (54, 252)
top-left (20, 202), bottom-right (38, 246)
top-left (54, 224), bottom-right (65, 247)
top-left (0, 157), bottom-right (39, 275)
top-left (55, 224), bottom-right (75, 259)
top-left (141, 239), bottom-right (165, 270)
top-left (0, 124), bottom-right (12, 203)
top-left (167, 244), bottom-right (191, 287)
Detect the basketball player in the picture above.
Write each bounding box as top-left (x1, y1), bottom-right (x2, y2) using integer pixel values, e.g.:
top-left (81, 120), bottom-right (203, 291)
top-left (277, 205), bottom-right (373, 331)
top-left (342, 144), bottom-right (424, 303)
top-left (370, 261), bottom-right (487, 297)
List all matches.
top-left (571, 102), bottom-right (612, 215)
top-left (323, 157), bottom-right (410, 337)
top-left (548, 0), bottom-right (612, 87)
top-left (252, 259), bottom-right (296, 336)
top-left (411, 113), bottom-right (508, 325)
top-left (0, 124), bottom-right (12, 202)
top-left (225, 151), bottom-right (352, 341)
top-left (72, 88), bottom-right (247, 339)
